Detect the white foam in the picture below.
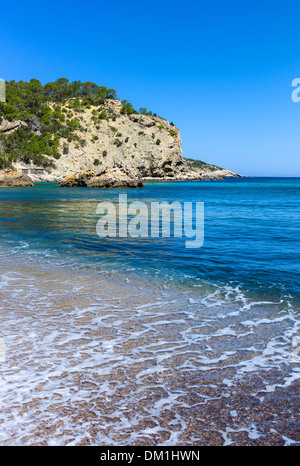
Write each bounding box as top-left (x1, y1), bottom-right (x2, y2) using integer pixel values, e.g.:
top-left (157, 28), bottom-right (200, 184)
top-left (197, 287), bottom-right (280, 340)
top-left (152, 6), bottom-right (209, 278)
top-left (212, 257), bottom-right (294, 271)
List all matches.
top-left (0, 261), bottom-right (299, 446)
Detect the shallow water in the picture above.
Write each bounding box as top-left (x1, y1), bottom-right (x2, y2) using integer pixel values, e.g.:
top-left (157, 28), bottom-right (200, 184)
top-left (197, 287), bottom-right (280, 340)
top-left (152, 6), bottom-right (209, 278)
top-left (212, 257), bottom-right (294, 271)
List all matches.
top-left (0, 177), bottom-right (299, 301)
top-left (0, 178), bottom-right (299, 445)
top-left (0, 258), bottom-right (299, 445)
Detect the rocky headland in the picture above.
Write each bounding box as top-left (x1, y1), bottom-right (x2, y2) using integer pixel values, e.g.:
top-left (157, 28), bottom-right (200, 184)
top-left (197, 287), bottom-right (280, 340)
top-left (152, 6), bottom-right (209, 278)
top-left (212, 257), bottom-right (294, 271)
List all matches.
top-left (0, 82), bottom-right (242, 187)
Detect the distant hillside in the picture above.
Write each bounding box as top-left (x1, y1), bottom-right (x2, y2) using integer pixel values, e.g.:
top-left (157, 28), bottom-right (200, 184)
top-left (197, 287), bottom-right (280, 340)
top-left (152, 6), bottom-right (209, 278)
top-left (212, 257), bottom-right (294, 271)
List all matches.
top-left (184, 157), bottom-right (240, 180)
top-left (184, 158), bottom-right (223, 172)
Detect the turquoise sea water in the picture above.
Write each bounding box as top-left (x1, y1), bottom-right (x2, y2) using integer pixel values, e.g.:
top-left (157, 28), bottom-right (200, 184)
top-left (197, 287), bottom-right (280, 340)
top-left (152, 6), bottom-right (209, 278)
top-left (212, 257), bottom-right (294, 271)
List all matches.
top-left (0, 177), bottom-right (299, 445)
top-left (0, 177), bottom-right (299, 307)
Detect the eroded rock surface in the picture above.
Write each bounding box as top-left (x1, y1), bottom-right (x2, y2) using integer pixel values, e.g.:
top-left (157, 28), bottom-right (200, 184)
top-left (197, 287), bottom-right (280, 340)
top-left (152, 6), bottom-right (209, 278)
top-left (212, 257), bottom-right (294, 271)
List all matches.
top-left (0, 169), bottom-right (34, 187)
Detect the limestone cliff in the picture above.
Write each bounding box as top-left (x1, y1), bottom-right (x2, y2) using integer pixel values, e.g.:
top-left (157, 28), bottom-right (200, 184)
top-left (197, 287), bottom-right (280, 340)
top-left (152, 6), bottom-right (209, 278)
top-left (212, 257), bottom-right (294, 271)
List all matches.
top-left (1, 99), bottom-right (240, 182)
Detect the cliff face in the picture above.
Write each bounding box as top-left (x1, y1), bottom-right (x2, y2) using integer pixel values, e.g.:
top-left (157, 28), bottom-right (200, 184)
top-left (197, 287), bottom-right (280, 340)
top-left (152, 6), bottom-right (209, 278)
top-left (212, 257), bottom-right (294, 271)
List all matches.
top-left (12, 99), bottom-right (194, 182)
top-left (2, 99), bottom-right (240, 182)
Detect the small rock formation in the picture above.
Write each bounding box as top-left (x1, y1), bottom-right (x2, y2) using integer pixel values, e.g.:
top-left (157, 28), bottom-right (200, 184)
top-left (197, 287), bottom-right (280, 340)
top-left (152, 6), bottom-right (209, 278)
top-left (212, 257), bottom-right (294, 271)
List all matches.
top-left (0, 169), bottom-right (34, 187)
top-left (59, 166), bottom-right (145, 188)
top-left (0, 118), bottom-right (27, 134)
top-left (58, 169), bottom-right (95, 187)
top-left (190, 168), bottom-right (241, 181)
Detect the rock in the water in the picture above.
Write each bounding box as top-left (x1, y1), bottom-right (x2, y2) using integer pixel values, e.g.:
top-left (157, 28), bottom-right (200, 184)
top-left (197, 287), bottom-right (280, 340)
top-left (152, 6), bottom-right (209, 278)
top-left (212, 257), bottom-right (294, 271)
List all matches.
top-left (58, 169), bottom-right (96, 187)
top-left (59, 167), bottom-right (145, 188)
top-left (0, 169), bottom-right (34, 187)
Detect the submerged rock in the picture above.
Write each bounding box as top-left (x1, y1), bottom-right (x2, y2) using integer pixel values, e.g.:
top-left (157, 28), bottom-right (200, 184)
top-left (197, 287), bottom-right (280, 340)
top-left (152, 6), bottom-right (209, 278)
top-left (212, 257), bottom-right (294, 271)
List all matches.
top-left (86, 178), bottom-right (144, 188)
top-left (0, 169), bottom-right (34, 187)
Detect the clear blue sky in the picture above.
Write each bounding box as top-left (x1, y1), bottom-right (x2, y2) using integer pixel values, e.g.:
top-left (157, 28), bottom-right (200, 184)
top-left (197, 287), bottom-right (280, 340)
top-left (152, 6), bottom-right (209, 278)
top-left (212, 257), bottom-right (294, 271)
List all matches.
top-left (1, 0), bottom-right (300, 176)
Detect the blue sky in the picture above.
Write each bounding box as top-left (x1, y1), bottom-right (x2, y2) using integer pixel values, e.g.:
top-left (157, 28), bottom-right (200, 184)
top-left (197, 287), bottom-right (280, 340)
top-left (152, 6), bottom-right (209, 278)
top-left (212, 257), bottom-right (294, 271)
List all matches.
top-left (1, 0), bottom-right (300, 176)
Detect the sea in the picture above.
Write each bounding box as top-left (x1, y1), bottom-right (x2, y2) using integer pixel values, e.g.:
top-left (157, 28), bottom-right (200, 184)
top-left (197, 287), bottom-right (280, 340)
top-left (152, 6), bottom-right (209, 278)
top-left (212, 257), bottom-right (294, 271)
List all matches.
top-left (0, 177), bottom-right (299, 445)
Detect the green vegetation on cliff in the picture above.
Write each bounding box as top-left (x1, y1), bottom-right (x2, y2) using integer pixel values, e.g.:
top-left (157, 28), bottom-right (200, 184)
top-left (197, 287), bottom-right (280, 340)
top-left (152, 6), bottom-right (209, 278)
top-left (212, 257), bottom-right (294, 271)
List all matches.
top-left (184, 157), bottom-right (223, 172)
top-left (0, 78), bottom-right (146, 169)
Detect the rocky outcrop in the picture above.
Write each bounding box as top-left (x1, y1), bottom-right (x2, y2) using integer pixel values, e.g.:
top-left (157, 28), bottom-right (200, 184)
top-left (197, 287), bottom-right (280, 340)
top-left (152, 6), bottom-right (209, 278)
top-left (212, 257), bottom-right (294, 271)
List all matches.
top-left (184, 158), bottom-right (241, 181)
top-left (0, 118), bottom-right (27, 134)
top-left (0, 169), bottom-right (34, 187)
top-left (58, 169), bottom-right (95, 187)
top-left (59, 166), bottom-right (145, 188)
top-left (189, 168), bottom-right (241, 181)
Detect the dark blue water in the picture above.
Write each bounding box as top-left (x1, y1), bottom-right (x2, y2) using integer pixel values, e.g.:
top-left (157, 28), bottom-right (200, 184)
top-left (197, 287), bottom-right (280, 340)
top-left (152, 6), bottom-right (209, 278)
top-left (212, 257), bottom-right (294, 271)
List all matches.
top-left (0, 177), bottom-right (299, 308)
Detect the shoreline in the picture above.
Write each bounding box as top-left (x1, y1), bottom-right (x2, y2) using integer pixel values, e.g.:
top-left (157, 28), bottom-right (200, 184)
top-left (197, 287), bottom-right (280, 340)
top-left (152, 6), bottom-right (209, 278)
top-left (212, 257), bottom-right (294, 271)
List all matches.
top-left (0, 251), bottom-right (299, 446)
top-left (0, 177), bottom-right (299, 446)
